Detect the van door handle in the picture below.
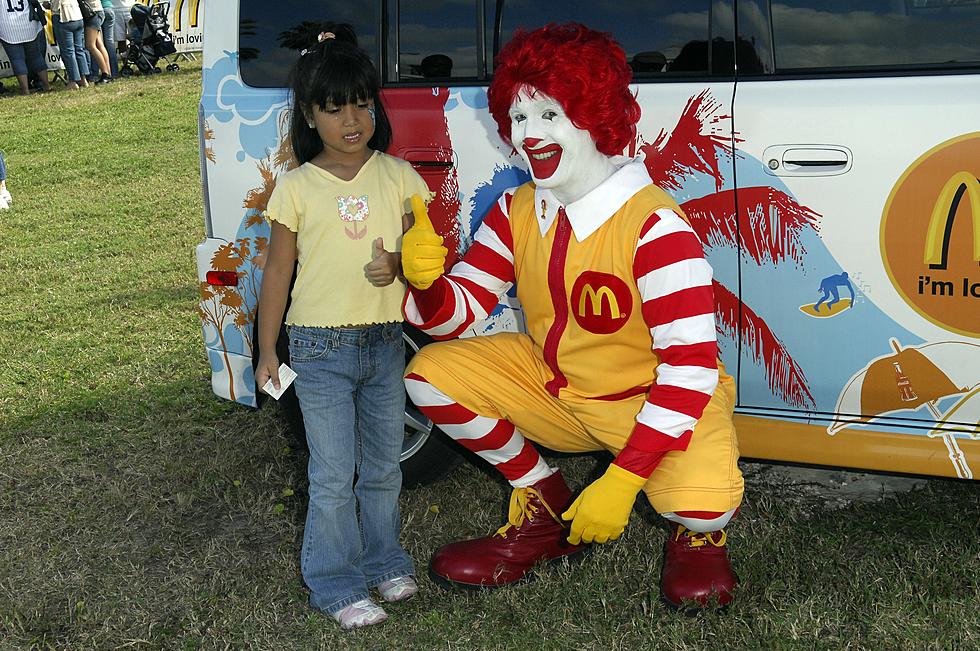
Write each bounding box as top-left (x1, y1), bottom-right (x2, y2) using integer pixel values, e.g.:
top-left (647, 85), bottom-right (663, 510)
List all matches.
top-left (395, 147), bottom-right (455, 169)
top-left (783, 157), bottom-right (848, 167)
top-left (763, 145), bottom-right (852, 177)
top-left (410, 160), bottom-right (453, 169)
top-left (394, 147), bottom-right (456, 181)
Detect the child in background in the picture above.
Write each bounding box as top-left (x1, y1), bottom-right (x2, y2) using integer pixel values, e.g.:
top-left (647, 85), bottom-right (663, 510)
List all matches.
top-left (254, 25), bottom-right (428, 630)
top-left (0, 151), bottom-right (11, 209)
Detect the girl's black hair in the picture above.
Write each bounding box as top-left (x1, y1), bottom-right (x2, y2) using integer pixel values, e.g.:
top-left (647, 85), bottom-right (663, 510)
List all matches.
top-left (286, 23), bottom-right (392, 164)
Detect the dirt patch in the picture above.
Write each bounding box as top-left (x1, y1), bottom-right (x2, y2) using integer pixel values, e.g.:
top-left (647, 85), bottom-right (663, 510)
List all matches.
top-left (741, 461), bottom-right (929, 511)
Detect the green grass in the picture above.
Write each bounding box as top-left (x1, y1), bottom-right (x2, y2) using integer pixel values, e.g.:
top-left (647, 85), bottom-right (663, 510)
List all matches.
top-left (1, 66), bottom-right (979, 650)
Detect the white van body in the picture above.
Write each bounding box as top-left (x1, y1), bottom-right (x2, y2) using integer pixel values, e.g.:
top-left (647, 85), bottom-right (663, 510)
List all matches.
top-left (197, 1), bottom-right (980, 481)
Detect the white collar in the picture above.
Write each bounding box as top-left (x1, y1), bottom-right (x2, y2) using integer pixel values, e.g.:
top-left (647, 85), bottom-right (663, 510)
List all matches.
top-left (533, 157), bottom-right (653, 241)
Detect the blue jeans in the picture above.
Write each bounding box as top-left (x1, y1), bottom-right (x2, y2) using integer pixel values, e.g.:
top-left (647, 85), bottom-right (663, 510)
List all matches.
top-left (99, 7), bottom-right (117, 76)
top-left (84, 49), bottom-right (96, 81)
top-left (288, 322), bottom-right (413, 613)
top-left (52, 15), bottom-right (89, 82)
top-left (0, 150), bottom-right (6, 181)
top-left (0, 30), bottom-right (47, 77)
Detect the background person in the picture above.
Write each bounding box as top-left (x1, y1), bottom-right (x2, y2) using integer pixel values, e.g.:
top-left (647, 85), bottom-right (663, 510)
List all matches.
top-left (0, 0), bottom-right (51, 94)
top-left (254, 26), bottom-right (426, 631)
top-left (111, 0), bottom-right (134, 60)
top-left (80, 0), bottom-right (112, 83)
top-left (98, 0), bottom-right (117, 76)
top-left (418, 54), bottom-right (452, 78)
top-left (0, 150), bottom-right (11, 209)
top-left (48, 0), bottom-right (90, 89)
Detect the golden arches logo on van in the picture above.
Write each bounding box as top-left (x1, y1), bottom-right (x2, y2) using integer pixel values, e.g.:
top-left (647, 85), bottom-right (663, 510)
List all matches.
top-left (571, 272), bottom-right (632, 334)
top-left (881, 133), bottom-right (980, 337)
top-left (922, 172), bottom-right (980, 269)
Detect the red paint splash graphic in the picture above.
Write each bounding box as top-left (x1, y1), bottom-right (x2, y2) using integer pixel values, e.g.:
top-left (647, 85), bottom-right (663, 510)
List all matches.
top-left (639, 89), bottom-right (821, 409)
top-left (383, 87), bottom-right (462, 266)
top-left (641, 90), bottom-right (734, 193)
top-left (684, 187), bottom-right (821, 268)
top-left (714, 280), bottom-right (815, 409)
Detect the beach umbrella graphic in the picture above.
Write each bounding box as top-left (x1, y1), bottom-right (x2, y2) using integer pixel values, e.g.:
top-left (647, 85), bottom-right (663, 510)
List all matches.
top-left (829, 339), bottom-right (980, 478)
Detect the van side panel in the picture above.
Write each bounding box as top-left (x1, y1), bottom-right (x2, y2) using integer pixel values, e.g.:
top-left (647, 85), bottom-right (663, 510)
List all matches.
top-left (733, 75), bottom-right (980, 479)
top-left (196, 1), bottom-right (979, 480)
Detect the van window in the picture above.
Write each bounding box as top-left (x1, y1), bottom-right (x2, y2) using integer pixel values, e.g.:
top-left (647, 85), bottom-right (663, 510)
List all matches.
top-left (771, 0), bottom-right (980, 72)
top-left (488, 0), bottom-right (716, 77)
top-left (398, 1), bottom-right (479, 81)
top-left (238, 0), bottom-right (380, 88)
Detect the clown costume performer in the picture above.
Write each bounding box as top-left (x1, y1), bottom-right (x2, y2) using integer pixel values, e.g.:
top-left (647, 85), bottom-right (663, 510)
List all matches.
top-left (401, 23), bottom-right (743, 609)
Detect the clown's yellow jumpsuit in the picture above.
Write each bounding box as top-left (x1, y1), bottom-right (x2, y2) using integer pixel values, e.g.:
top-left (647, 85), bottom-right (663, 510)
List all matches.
top-left (404, 159), bottom-right (742, 518)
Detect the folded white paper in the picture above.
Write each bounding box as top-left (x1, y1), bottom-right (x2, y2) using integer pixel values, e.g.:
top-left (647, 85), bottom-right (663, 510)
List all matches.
top-left (261, 363), bottom-right (297, 400)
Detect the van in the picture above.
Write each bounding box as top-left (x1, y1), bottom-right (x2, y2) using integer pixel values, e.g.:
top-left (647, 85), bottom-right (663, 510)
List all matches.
top-left (197, 1), bottom-right (980, 485)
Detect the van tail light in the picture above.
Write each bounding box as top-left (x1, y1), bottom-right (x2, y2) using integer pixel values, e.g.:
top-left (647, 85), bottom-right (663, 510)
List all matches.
top-left (207, 270), bottom-right (239, 287)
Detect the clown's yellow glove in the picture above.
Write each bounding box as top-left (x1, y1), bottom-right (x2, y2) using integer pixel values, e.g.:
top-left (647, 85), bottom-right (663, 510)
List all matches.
top-left (402, 194), bottom-right (448, 290)
top-left (562, 464), bottom-right (647, 545)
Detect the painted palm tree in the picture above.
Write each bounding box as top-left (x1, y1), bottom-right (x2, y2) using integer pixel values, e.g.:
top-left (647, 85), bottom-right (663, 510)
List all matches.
top-left (640, 90), bottom-right (819, 409)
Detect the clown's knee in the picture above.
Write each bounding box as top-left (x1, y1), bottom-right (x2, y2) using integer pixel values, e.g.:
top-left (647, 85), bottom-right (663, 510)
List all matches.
top-left (661, 509), bottom-right (736, 532)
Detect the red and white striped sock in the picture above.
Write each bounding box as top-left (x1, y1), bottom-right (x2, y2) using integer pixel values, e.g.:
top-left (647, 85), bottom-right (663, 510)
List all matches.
top-left (405, 373), bottom-right (553, 487)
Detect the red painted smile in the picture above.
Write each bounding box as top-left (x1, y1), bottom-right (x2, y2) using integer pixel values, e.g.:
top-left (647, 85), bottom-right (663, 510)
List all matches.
top-left (523, 143), bottom-right (563, 180)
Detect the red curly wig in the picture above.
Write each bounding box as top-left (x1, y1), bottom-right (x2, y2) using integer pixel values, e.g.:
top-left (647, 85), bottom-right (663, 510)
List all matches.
top-left (487, 23), bottom-right (640, 157)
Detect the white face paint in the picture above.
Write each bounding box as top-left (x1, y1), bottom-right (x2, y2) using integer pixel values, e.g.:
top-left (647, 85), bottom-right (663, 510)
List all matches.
top-left (508, 86), bottom-right (616, 205)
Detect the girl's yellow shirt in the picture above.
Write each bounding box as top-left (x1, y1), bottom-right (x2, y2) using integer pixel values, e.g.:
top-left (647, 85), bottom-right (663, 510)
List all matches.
top-left (265, 151), bottom-right (429, 327)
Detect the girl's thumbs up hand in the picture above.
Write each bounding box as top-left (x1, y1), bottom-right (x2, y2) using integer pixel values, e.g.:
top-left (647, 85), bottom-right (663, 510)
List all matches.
top-left (365, 237), bottom-right (399, 287)
top-left (402, 195), bottom-right (447, 290)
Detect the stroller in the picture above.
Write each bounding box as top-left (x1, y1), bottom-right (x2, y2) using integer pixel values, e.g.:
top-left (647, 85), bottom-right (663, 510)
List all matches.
top-left (120, 2), bottom-right (179, 76)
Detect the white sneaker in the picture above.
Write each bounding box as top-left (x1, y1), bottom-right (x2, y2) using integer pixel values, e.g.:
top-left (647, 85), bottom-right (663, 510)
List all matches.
top-left (0, 187), bottom-right (10, 204)
top-left (0, 195), bottom-right (8, 210)
top-left (378, 575), bottom-right (418, 602)
top-left (331, 598), bottom-right (388, 630)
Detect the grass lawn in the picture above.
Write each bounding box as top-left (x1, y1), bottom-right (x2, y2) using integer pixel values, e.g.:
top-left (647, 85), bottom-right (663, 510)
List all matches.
top-left (1, 64), bottom-right (978, 650)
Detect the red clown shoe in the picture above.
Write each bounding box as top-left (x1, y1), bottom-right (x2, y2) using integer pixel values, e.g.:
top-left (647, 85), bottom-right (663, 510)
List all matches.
top-left (429, 471), bottom-right (586, 588)
top-left (660, 523), bottom-right (737, 608)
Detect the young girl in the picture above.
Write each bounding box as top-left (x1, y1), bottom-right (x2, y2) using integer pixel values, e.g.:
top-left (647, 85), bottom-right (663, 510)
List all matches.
top-left (0, 150), bottom-right (10, 209)
top-left (255, 26), bottom-right (429, 630)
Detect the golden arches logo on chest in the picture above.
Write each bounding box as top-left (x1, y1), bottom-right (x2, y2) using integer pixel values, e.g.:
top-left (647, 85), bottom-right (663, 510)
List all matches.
top-left (570, 272), bottom-right (633, 335)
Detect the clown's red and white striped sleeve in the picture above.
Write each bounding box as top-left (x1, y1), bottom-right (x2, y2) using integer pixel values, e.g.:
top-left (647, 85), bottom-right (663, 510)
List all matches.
top-left (403, 191), bottom-right (517, 336)
top-left (614, 207), bottom-right (719, 479)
